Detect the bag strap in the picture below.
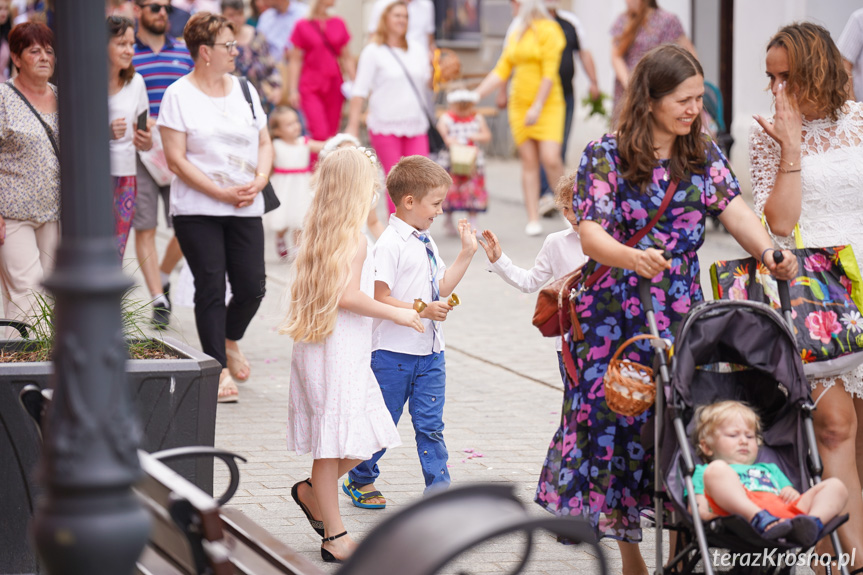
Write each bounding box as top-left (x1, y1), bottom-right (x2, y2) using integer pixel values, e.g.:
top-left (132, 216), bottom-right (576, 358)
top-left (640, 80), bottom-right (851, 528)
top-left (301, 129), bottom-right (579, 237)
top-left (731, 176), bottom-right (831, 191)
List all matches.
top-left (238, 77), bottom-right (256, 121)
top-left (6, 81), bottom-right (59, 158)
top-left (311, 20), bottom-right (340, 58)
top-left (383, 45), bottom-right (436, 128)
top-left (582, 178), bottom-right (679, 289)
top-left (559, 179), bottom-right (678, 382)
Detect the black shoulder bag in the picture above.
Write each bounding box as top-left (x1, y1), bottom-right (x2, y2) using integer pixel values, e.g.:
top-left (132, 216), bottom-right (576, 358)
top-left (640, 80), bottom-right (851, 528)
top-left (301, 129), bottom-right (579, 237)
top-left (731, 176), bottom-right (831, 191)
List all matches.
top-left (238, 77), bottom-right (280, 214)
top-left (383, 45), bottom-right (445, 154)
top-left (6, 82), bottom-right (59, 157)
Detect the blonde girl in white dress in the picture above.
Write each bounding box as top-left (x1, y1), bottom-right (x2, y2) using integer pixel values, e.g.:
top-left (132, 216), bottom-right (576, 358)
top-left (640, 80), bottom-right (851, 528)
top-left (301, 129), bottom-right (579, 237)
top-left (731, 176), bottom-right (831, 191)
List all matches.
top-left (267, 106), bottom-right (324, 260)
top-left (281, 147), bottom-right (424, 564)
top-left (750, 22), bottom-right (863, 569)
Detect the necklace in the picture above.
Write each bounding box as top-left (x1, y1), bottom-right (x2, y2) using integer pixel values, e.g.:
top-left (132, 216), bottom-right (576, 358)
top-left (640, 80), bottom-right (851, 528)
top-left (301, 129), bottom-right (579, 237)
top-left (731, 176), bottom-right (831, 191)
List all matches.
top-left (193, 73), bottom-right (228, 117)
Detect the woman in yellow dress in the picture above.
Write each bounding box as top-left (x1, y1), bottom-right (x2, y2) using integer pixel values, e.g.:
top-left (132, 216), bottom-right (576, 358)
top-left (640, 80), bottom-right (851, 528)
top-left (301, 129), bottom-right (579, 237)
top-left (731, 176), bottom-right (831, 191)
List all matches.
top-left (473, 0), bottom-right (565, 236)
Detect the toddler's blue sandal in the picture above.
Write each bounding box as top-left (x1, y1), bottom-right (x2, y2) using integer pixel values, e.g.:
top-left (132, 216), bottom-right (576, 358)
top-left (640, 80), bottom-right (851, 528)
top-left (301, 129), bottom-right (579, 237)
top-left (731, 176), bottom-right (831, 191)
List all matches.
top-left (342, 478), bottom-right (386, 509)
top-left (787, 515), bottom-right (823, 548)
top-left (750, 510), bottom-right (793, 540)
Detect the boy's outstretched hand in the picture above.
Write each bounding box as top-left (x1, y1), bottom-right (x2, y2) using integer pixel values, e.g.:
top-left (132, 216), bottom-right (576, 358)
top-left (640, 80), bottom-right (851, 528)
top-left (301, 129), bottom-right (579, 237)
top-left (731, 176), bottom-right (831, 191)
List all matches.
top-left (478, 229), bottom-right (502, 263)
top-left (394, 308), bottom-right (425, 333)
top-left (458, 218), bottom-right (478, 254)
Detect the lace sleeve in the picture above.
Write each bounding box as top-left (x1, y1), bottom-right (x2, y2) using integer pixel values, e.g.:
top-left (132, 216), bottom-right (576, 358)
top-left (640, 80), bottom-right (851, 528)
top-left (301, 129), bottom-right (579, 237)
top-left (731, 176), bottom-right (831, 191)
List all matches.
top-left (747, 120), bottom-right (781, 219)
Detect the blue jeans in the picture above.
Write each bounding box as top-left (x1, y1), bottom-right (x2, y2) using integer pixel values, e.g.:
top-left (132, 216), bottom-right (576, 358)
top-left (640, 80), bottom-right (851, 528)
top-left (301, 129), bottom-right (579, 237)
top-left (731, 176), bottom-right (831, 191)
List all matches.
top-left (540, 92), bottom-right (575, 197)
top-left (349, 350), bottom-right (450, 492)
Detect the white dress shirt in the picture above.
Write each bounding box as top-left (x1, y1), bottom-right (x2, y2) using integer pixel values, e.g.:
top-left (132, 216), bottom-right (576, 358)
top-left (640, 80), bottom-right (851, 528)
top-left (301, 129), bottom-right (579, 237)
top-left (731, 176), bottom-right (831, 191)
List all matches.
top-left (487, 227), bottom-right (585, 351)
top-left (373, 215), bottom-right (447, 355)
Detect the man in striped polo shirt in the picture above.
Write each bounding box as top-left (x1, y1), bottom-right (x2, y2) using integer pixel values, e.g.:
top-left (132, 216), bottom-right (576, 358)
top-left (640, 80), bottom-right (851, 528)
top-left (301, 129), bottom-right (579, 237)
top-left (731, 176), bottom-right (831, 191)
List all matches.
top-left (132, 0), bottom-right (194, 329)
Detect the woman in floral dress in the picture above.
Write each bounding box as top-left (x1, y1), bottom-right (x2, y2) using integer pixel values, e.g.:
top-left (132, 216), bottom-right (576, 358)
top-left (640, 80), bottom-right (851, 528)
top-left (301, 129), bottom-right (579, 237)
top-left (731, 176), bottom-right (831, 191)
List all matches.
top-left (534, 45), bottom-right (797, 575)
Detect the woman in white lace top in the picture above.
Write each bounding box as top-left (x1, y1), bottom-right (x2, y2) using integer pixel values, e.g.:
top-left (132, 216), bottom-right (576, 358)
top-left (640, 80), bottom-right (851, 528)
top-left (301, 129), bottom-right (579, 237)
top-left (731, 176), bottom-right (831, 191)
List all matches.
top-left (750, 22), bottom-right (863, 567)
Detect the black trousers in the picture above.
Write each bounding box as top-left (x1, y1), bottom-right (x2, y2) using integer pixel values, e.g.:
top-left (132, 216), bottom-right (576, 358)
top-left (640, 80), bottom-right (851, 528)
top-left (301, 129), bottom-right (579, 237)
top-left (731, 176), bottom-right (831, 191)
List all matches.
top-left (173, 215), bottom-right (266, 368)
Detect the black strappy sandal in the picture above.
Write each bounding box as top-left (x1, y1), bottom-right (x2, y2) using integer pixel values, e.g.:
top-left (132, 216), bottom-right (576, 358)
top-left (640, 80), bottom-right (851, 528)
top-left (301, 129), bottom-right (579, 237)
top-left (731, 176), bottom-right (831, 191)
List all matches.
top-left (290, 479), bottom-right (324, 536)
top-left (320, 531), bottom-right (348, 563)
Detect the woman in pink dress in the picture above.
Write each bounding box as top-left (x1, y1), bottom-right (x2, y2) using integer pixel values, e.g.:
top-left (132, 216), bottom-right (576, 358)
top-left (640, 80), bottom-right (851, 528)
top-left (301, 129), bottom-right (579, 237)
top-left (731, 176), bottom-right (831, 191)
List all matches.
top-left (610, 0), bottom-right (695, 127)
top-left (287, 0), bottom-right (354, 141)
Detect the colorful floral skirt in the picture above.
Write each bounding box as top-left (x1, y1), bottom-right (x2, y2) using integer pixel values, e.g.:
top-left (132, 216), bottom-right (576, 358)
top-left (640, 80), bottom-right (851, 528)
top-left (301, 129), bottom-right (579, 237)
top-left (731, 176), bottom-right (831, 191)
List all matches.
top-left (443, 169), bottom-right (487, 213)
top-left (113, 176), bottom-right (137, 258)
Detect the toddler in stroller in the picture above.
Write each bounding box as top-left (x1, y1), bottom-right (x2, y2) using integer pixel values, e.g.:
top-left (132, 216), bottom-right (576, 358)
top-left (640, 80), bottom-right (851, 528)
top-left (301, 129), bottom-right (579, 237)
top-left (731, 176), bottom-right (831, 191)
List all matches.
top-left (692, 400), bottom-right (847, 548)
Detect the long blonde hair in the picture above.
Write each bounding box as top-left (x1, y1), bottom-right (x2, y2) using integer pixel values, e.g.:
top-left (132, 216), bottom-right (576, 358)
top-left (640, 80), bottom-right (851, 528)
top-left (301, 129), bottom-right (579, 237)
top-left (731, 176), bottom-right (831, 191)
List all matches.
top-left (507, 0), bottom-right (552, 41)
top-left (371, 0), bottom-right (408, 48)
top-left (281, 148), bottom-right (379, 343)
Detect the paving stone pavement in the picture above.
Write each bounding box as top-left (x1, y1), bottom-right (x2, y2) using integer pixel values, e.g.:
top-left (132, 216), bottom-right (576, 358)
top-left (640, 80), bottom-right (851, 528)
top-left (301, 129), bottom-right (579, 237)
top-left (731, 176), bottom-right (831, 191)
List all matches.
top-left (128, 157), bottom-right (810, 574)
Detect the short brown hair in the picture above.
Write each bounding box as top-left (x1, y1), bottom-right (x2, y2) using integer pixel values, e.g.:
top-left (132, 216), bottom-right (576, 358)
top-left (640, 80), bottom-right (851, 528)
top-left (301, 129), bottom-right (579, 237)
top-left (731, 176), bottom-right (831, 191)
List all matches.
top-left (9, 21), bottom-right (53, 57)
top-left (183, 12), bottom-right (234, 60)
top-left (386, 155), bottom-right (452, 206)
top-left (554, 171), bottom-right (577, 210)
top-left (694, 400), bottom-right (762, 460)
top-left (767, 22), bottom-right (848, 122)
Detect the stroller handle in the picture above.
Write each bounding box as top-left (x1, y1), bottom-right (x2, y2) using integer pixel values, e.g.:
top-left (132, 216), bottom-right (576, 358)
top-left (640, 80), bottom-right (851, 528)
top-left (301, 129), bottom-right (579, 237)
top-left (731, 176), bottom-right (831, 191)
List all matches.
top-left (771, 250), bottom-right (795, 332)
top-left (637, 251), bottom-right (672, 314)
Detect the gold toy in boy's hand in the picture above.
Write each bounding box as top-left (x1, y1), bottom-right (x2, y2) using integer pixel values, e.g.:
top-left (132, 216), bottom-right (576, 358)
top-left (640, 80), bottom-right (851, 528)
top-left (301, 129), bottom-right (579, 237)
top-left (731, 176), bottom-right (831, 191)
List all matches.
top-left (447, 293), bottom-right (460, 307)
top-left (413, 299), bottom-right (428, 313)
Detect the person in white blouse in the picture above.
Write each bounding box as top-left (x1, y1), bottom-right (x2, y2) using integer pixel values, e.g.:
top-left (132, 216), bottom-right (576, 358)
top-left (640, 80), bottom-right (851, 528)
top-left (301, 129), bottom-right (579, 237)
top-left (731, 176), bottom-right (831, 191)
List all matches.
top-left (346, 0), bottom-right (432, 215)
top-left (750, 22), bottom-right (863, 570)
top-left (479, 171), bottom-right (585, 384)
top-left (159, 12), bottom-right (273, 404)
top-left (365, 0), bottom-right (434, 57)
top-left (107, 15), bottom-right (152, 259)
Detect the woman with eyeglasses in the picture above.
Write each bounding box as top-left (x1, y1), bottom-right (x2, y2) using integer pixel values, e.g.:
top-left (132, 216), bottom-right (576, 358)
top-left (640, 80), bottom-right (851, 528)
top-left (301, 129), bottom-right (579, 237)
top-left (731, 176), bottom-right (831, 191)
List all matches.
top-left (0, 22), bottom-right (58, 337)
top-left (107, 15), bottom-right (152, 259)
top-left (158, 12), bottom-right (273, 403)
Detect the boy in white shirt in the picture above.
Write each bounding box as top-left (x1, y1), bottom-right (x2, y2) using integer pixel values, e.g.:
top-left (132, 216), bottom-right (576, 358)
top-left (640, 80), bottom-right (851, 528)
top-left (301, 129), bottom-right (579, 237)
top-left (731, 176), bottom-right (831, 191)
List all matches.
top-left (343, 155), bottom-right (478, 508)
top-left (479, 172), bottom-right (586, 384)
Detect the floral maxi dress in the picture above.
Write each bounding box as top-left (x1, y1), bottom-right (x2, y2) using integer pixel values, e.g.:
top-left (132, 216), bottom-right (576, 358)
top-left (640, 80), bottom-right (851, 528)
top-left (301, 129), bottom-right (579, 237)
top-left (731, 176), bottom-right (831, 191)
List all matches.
top-left (535, 134), bottom-right (740, 542)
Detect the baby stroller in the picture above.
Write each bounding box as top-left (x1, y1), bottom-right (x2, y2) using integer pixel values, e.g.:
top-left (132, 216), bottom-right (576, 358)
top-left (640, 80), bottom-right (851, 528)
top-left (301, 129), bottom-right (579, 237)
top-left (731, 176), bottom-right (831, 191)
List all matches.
top-left (633, 261), bottom-right (851, 575)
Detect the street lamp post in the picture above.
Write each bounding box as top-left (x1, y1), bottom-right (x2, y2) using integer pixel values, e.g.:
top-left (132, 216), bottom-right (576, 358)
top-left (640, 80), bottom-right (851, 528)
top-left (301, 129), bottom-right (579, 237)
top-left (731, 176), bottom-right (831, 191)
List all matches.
top-left (31, 1), bottom-right (151, 573)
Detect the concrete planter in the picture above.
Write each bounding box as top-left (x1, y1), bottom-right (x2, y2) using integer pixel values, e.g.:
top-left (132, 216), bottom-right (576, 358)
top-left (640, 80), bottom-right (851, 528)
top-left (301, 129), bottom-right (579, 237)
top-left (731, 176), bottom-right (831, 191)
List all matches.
top-left (0, 336), bottom-right (220, 574)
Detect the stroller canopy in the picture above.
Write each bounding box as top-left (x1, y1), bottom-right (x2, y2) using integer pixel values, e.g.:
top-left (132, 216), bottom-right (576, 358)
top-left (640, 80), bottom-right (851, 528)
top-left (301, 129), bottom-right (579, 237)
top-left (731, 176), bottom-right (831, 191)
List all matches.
top-left (671, 300), bottom-right (809, 411)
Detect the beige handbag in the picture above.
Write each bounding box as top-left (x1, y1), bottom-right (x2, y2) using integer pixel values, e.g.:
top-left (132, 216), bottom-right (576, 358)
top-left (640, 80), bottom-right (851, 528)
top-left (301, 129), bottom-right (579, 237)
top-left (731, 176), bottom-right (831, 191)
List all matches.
top-left (449, 144), bottom-right (478, 176)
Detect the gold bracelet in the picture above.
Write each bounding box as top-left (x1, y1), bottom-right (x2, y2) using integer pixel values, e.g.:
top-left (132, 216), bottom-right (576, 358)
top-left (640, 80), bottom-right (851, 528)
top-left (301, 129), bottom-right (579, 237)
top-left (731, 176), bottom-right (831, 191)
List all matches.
top-left (778, 167), bottom-right (802, 174)
top-left (780, 157), bottom-right (800, 168)
top-left (256, 172), bottom-right (267, 179)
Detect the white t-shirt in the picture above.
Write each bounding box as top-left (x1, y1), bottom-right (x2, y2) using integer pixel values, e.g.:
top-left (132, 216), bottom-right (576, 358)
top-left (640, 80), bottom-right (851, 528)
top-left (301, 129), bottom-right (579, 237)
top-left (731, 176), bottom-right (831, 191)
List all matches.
top-left (367, 0), bottom-right (435, 56)
top-left (352, 42), bottom-right (430, 137)
top-left (838, 8), bottom-right (863, 103)
top-left (487, 227), bottom-right (586, 352)
top-left (157, 75), bottom-right (268, 217)
top-left (372, 215), bottom-right (447, 355)
top-left (108, 73), bottom-right (149, 177)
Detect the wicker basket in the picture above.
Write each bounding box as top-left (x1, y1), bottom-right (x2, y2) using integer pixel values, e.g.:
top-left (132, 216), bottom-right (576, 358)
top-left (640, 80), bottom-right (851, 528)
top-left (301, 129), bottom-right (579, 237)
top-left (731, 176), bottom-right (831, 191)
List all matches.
top-left (604, 334), bottom-right (660, 417)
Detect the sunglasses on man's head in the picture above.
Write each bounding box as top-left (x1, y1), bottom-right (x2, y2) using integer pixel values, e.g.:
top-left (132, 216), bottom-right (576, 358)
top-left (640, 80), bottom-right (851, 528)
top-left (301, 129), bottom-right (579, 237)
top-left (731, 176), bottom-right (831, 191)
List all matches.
top-left (142, 3), bottom-right (174, 14)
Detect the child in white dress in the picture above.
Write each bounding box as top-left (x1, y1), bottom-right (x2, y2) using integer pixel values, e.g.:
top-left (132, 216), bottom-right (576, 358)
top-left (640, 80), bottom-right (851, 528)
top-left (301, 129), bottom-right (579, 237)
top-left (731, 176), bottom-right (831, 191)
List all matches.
top-left (479, 172), bottom-right (586, 384)
top-left (267, 106), bottom-right (324, 260)
top-left (280, 147), bottom-right (423, 564)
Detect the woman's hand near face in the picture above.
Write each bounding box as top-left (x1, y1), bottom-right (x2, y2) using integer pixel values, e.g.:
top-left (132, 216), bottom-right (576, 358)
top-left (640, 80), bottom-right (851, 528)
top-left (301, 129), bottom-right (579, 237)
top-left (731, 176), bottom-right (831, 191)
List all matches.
top-left (754, 82), bottom-right (802, 153)
top-left (110, 117), bottom-right (126, 140)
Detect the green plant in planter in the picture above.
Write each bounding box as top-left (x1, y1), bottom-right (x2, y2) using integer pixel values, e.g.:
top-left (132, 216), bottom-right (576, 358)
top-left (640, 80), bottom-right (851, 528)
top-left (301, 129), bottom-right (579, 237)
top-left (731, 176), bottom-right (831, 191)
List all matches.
top-left (3, 289), bottom-right (175, 362)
